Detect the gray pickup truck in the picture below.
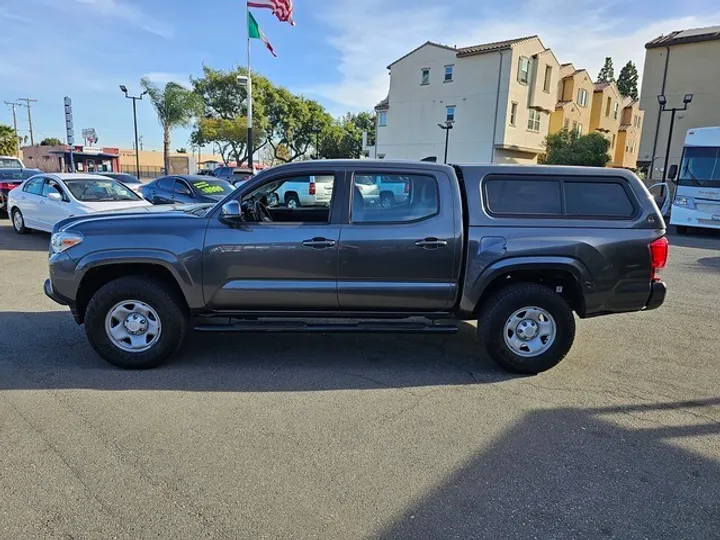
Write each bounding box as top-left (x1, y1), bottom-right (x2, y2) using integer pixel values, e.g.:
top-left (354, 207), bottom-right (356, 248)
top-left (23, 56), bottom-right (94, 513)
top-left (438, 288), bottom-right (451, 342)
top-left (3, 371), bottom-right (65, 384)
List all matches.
top-left (44, 160), bottom-right (668, 374)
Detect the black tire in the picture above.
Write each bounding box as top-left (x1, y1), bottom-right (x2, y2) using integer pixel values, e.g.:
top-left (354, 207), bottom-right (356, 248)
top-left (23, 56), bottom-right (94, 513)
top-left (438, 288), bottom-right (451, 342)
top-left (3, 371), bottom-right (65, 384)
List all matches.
top-left (11, 208), bottom-right (28, 234)
top-left (380, 192), bottom-right (395, 208)
top-left (478, 283), bottom-right (576, 374)
top-left (84, 276), bottom-right (188, 369)
top-left (285, 193), bottom-right (300, 209)
top-left (676, 225), bottom-right (688, 235)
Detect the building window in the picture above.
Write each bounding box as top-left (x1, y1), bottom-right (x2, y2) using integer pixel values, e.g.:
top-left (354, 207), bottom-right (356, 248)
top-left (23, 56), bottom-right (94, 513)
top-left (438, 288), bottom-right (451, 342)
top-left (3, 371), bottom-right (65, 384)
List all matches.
top-left (605, 97), bottom-right (611, 117)
top-left (510, 102), bottom-right (518, 126)
top-left (446, 105), bottom-right (456, 123)
top-left (543, 65), bottom-right (552, 93)
top-left (577, 123), bottom-right (583, 136)
top-left (577, 88), bottom-right (589, 107)
top-left (634, 115), bottom-right (641, 129)
top-left (613, 102), bottom-right (619, 120)
top-left (517, 56), bottom-right (529, 84)
top-left (564, 118), bottom-right (570, 130)
top-left (527, 109), bottom-right (541, 132)
top-left (572, 121), bottom-right (578, 133)
top-left (444, 65), bottom-right (454, 82)
top-left (378, 111), bottom-right (387, 127)
top-left (421, 68), bottom-right (430, 85)
top-left (612, 134), bottom-right (616, 148)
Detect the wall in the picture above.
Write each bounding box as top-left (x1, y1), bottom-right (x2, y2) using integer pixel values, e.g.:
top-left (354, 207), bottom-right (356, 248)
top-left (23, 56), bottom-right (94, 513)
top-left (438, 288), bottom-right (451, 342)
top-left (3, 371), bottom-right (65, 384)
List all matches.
top-left (639, 39), bottom-right (720, 180)
top-left (376, 43), bottom-right (501, 163)
top-left (590, 84), bottom-right (622, 134)
top-left (19, 145), bottom-right (65, 172)
top-left (118, 149), bottom-right (222, 169)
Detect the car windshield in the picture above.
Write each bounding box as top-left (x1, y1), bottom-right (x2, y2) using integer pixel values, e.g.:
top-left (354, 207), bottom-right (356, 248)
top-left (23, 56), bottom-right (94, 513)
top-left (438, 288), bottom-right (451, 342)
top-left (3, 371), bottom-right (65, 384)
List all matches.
top-left (679, 147), bottom-right (720, 187)
top-left (0, 157), bottom-right (23, 168)
top-left (64, 179), bottom-right (142, 202)
top-left (191, 179), bottom-right (234, 196)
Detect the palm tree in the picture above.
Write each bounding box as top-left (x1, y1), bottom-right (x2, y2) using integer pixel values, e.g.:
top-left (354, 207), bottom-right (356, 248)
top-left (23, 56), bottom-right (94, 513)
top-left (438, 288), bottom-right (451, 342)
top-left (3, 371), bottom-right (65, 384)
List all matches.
top-left (140, 78), bottom-right (200, 172)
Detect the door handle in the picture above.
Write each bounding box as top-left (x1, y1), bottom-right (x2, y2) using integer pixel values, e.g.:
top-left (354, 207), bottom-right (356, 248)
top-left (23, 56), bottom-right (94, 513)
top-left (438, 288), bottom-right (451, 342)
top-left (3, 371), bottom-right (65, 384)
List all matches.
top-left (39, 200), bottom-right (46, 205)
top-left (302, 238), bottom-right (336, 249)
top-left (415, 238), bottom-right (447, 249)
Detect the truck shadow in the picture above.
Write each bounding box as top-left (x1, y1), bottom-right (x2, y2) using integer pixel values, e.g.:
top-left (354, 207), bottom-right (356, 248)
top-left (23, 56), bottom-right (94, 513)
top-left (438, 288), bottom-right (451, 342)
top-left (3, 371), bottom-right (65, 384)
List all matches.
top-left (0, 311), bottom-right (519, 392)
top-left (374, 398), bottom-right (720, 540)
top-left (0, 223), bottom-right (51, 252)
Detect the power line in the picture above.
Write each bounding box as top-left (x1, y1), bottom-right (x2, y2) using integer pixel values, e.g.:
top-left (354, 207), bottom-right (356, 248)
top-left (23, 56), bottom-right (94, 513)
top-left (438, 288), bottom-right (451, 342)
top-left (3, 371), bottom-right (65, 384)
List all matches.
top-left (17, 97), bottom-right (38, 146)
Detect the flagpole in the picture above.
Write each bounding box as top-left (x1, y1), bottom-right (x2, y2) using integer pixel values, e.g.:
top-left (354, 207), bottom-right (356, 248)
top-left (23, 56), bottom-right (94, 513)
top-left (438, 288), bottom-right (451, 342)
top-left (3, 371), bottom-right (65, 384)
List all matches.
top-left (246, 6), bottom-right (254, 171)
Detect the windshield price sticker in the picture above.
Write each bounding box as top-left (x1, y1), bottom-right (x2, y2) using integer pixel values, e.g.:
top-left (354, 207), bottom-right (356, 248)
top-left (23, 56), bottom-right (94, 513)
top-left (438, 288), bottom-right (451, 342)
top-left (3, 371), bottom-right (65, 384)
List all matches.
top-left (193, 181), bottom-right (225, 195)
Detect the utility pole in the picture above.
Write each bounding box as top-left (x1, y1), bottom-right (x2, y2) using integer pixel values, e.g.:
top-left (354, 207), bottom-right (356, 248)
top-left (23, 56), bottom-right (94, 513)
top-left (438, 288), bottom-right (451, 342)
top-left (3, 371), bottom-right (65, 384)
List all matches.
top-left (17, 97), bottom-right (37, 146)
top-left (139, 135), bottom-right (144, 151)
top-left (3, 101), bottom-right (20, 157)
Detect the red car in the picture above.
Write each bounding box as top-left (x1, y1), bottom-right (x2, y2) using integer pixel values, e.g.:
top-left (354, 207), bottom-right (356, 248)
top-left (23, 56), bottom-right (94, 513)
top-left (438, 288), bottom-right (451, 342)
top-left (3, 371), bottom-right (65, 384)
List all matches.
top-left (0, 167), bottom-right (43, 215)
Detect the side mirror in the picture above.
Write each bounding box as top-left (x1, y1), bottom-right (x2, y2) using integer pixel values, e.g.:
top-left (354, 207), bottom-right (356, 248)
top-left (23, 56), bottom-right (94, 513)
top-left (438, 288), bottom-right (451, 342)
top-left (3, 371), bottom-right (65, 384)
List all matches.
top-left (220, 200), bottom-right (243, 223)
top-left (668, 164), bottom-right (678, 183)
top-left (266, 192), bottom-right (279, 207)
top-left (47, 192), bottom-right (63, 202)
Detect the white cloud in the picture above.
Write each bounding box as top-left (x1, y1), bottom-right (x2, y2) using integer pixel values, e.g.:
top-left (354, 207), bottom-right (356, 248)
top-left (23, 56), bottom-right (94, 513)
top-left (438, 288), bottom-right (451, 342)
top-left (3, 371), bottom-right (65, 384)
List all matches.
top-left (141, 72), bottom-right (193, 89)
top-left (74, 0), bottom-right (173, 39)
top-left (310, 0), bottom-right (720, 111)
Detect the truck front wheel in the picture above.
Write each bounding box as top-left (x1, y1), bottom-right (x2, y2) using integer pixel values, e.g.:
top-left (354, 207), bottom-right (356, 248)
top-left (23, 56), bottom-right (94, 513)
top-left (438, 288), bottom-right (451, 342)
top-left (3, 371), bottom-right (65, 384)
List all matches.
top-left (84, 276), bottom-right (188, 369)
top-left (478, 283), bottom-right (575, 374)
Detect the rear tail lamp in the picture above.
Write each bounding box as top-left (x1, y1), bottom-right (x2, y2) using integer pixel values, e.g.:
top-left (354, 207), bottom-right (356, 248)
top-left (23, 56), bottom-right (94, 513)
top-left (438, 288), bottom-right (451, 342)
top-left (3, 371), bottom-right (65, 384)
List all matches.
top-left (0, 182), bottom-right (18, 191)
top-left (309, 181), bottom-right (316, 195)
top-left (649, 236), bottom-right (669, 281)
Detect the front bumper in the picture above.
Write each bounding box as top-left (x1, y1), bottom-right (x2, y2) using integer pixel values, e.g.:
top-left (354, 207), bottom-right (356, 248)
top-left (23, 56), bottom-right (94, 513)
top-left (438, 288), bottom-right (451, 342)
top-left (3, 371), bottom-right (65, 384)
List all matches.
top-left (644, 281), bottom-right (667, 311)
top-left (44, 279), bottom-right (67, 306)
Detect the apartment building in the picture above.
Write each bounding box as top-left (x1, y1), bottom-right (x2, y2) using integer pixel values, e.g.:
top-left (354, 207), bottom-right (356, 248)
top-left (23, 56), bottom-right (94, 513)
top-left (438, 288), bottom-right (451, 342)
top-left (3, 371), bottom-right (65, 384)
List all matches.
top-left (589, 81), bottom-right (623, 158)
top-left (373, 35), bottom-right (560, 164)
top-left (549, 63), bottom-right (594, 136)
top-left (614, 98), bottom-right (644, 168)
top-left (638, 25), bottom-right (720, 180)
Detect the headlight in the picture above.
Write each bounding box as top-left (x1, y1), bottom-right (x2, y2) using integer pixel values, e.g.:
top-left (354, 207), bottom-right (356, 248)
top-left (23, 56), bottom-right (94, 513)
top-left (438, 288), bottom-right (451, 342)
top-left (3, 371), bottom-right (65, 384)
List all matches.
top-left (50, 231), bottom-right (83, 254)
top-left (673, 196), bottom-right (695, 209)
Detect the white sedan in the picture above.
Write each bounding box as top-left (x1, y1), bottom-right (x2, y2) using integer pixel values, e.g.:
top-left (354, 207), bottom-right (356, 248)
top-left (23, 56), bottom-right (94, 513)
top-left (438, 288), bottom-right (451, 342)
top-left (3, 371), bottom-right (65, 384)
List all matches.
top-left (8, 173), bottom-right (152, 234)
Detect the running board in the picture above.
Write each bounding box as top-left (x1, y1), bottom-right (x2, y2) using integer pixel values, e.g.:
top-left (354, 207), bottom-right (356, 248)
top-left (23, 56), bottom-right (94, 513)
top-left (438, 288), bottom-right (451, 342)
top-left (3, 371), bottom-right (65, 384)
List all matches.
top-left (194, 318), bottom-right (458, 334)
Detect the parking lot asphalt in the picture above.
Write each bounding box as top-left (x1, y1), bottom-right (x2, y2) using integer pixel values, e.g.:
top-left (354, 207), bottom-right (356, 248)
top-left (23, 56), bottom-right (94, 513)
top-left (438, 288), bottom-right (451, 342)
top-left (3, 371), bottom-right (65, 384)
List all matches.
top-left (0, 221), bottom-right (718, 540)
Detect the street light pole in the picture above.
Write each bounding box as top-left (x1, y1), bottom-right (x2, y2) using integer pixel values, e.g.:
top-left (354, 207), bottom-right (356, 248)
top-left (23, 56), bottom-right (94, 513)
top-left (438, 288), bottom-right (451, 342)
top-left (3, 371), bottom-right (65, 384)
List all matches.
top-left (3, 101), bottom-right (20, 157)
top-left (438, 121), bottom-right (454, 164)
top-left (657, 93), bottom-right (693, 182)
top-left (120, 85), bottom-right (147, 178)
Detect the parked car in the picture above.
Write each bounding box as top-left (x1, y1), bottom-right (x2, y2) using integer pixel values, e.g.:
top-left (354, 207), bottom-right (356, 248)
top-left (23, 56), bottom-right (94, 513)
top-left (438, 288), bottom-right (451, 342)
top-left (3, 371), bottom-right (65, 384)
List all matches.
top-left (44, 161), bottom-right (668, 373)
top-left (374, 174), bottom-right (411, 207)
top-left (231, 168), bottom-right (255, 187)
top-left (8, 173), bottom-right (151, 234)
top-left (92, 172), bottom-right (144, 193)
top-left (273, 175), bottom-right (334, 208)
top-left (139, 175), bottom-right (234, 205)
top-left (210, 166), bottom-right (234, 181)
top-left (0, 165), bottom-right (43, 216)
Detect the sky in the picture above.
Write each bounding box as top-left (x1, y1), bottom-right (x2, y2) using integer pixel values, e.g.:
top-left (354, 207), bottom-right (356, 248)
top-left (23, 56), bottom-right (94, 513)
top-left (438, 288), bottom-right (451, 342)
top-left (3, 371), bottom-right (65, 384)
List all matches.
top-left (1, 0), bottom-right (719, 152)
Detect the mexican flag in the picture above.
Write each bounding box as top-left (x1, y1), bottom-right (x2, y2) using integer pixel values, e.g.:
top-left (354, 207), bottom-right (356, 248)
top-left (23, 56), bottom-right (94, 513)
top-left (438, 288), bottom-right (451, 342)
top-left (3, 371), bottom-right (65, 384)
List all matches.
top-left (249, 11), bottom-right (277, 57)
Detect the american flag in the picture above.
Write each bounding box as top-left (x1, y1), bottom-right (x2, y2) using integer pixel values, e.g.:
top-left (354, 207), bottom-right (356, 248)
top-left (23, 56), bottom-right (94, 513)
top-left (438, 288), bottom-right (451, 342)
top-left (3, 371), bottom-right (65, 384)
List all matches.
top-left (247, 0), bottom-right (295, 25)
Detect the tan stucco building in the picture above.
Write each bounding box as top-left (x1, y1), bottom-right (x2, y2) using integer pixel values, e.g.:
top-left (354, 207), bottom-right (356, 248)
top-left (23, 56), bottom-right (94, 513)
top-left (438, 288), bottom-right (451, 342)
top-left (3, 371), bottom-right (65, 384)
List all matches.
top-left (549, 64), bottom-right (594, 136)
top-left (590, 81), bottom-right (623, 158)
top-left (614, 98), bottom-right (644, 168)
top-left (638, 25), bottom-right (720, 180)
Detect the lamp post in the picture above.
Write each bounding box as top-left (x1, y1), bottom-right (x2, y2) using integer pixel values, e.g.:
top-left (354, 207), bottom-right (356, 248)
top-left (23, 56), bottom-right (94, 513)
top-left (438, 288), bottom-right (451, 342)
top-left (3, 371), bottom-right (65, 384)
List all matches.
top-left (657, 93), bottom-right (693, 182)
top-left (310, 126), bottom-right (322, 159)
top-left (120, 85), bottom-right (147, 178)
top-left (237, 75), bottom-right (253, 171)
top-left (438, 121), bottom-right (454, 164)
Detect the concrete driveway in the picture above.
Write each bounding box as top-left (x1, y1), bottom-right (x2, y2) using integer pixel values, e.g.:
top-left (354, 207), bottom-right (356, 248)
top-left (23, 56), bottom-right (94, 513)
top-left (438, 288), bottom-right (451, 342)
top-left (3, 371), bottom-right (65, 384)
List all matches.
top-left (0, 223), bottom-right (718, 539)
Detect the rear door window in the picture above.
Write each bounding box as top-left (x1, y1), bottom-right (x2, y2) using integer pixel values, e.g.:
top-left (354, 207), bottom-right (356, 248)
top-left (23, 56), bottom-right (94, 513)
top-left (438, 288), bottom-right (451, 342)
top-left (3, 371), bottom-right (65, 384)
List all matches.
top-left (352, 173), bottom-right (439, 223)
top-left (157, 177), bottom-right (174, 190)
top-left (564, 182), bottom-right (635, 217)
top-left (484, 179), bottom-right (562, 215)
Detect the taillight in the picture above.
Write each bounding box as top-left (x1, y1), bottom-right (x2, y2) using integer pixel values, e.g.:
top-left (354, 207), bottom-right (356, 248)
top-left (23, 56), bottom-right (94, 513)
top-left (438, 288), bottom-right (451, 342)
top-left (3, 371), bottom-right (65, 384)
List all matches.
top-left (0, 182), bottom-right (18, 191)
top-left (649, 236), bottom-right (669, 281)
top-left (309, 181), bottom-right (316, 195)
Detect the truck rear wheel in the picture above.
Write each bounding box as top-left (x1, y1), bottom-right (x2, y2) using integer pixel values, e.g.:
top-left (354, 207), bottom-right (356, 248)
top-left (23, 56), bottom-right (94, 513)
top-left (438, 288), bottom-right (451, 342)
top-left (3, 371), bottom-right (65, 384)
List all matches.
top-left (478, 283), bottom-right (575, 374)
top-left (84, 276), bottom-right (188, 369)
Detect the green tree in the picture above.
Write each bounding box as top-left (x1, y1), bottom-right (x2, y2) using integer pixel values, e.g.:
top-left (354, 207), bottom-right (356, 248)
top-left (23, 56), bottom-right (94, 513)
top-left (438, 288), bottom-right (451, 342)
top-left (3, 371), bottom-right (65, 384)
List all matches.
top-left (596, 57), bottom-right (615, 83)
top-left (543, 130), bottom-right (611, 167)
top-left (318, 112), bottom-right (376, 159)
top-left (190, 66), bottom-right (269, 165)
top-left (0, 124), bottom-right (19, 156)
top-left (141, 78), bottom-right (201, 172)
top-left (40, 137), bottom-right (63, 146)
top-left (617, 61), bottom-right (639, 100)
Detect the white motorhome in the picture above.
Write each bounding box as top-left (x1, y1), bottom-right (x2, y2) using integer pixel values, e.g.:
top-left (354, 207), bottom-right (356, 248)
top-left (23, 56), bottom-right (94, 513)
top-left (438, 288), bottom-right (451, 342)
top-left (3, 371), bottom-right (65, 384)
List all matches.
top-left (666, 127), bottom-right (720, 234)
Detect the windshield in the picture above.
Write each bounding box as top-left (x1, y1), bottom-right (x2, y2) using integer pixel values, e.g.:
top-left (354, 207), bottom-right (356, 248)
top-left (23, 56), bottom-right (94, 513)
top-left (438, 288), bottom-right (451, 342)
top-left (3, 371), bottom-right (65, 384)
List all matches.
top-left (64, 179), bottom-right (142, 202)
top-left (191, 179), bottom-right (234, 197)
top-left (0, 157), bottom-right (23, 168)
top-left (679, 147), bottom-right (720, 187)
